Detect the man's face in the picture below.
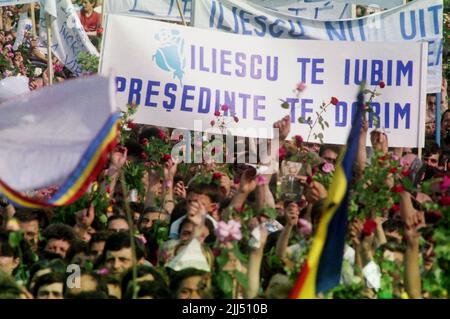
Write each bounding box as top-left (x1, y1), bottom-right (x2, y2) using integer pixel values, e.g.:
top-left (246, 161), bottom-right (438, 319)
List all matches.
top-left (105, 248), bottom-right (133, 276)
top-left (427, 95), bottom-right (437, 112)
top-left (443, 112), bottom-right (450, 132)
top-left (139, 212), bottom-right (164, 232)
top-left (19, 220), bottom-right (39, 251)
top-left (424, 153), bottom-right (439, 168)
top-left (108, 219), bottom-right (129, 233)
top-left (89, 241), bottom-right (105, 261)
top-left (45, 238), bottom-right (70, 258)
top-left (321, 149), bottom-right (338, 164)
top-left (82, 0), bottom-right (94, 11)
top-left (0, 256), bottom-right (19, 275)
top-left (37, 283), bottom-right (64, 299)
top-left (176, 275), bottom-right (207, 299)
top-left (179, 222), bottom-right (195, 242)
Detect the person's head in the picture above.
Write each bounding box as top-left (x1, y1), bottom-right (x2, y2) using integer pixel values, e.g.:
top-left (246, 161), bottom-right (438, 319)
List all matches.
top-left (74, 208), bottom-right (95, 228)
top-left (423, 143), bottom-right (441, 168)
top-left (33, 272), bottom-right (65, 299)
top-left (102, 232), bottom-right (145, 277)
top-left (441, 109), bottom-right (450, 133)
top-left (82, 0), bottom-right (96, 12)
top-left (42, 223), bottom-right (76, 259)
top-left (427, 94), bottom-right (437, 113)
top-left (14, 210), bottom-right (41, 252)
top-left (319, 145), bottom-right (340, 164)
top-left (138, 207), bottom-right (167, 233)
top-left (28, 259), bottom-right (66, 292)
top-left (121, 265), bottom-right (167, 297)
top-left (170, 268), bottom-right (211, 299)
top-left (107, 215), bottom-right (130, 233)
top-left (64, 270), bottom-right (108, 299)
top-left (264, 273), bottom-right (292, 299)
top-left (187, 183), bottom-right (223, 216)
top-left (88, 231), bottom-right (110, 262)
top-left (0, 231), bottom-right (20, 275)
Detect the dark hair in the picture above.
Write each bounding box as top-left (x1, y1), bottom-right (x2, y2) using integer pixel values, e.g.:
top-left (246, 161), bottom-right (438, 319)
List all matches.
top-left (424, 141), bottom-right (441, 157)
top-left (13, 209), bottom-right (41, 224)
top-left (188, 182), bottom-right (224, 204)
top-left (101, 232), bottom-right (145, 262)
top-left (319, 144), bottom-right (340, 157)
top-left (28, 259), bottom-right (67, 289)
top-left (32, 272), bottom-right (65, 297)
top-left (169, 268), bottom-right (208, 297)
top-left (66, 239), bottom-right (89, 263)
top-left (42, 223), bottom-right (76, 244)
top-left (107, 215), bottom-right (129, 227)
top-left (121, 265), bottom-right (167, 296)
top-left (89, 231), bottom-right (111, 247)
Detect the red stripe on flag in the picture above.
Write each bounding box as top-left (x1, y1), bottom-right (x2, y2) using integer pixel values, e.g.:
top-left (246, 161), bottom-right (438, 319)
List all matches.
top-left (289, 262), bottom-right (310, 299)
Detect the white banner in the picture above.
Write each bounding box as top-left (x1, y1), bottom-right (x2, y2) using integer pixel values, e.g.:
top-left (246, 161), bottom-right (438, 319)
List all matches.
top-left (0, 0), bottom-right (36, 6)
top-left (193, 0), bottom-right (443, 93)
top-left (249, 0), bottom-right (351, 19)
top-left (101, 15), bottom-right (427, 147)
top-left (39, 0), bottom-right (99, 76)
top-left (334, 0), bottom-right (405, 9)
top-left (103, 0), bottom-right (350, 22)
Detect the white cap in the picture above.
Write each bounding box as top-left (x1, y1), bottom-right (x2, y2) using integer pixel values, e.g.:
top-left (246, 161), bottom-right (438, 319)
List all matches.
top-left (167, 238), bottom-right (210, 272)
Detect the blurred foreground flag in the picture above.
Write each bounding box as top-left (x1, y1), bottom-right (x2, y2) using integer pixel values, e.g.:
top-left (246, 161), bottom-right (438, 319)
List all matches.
top-left (0, 75), bottom-right (120, 208)
top-left (289, 87), bottom-right (365, 299)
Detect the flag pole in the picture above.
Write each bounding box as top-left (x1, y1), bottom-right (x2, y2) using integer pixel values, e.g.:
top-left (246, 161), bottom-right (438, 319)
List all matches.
top-left (176, 0), bottom-right (187, 26)
top-left (46, 13), bottom-right (53, 85)
top-left (30, 3), bottom-right (37, 39)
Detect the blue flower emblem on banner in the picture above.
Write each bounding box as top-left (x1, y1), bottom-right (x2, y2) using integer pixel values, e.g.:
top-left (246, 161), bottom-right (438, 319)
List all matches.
top-left (153, 29), bottom-right (186, 85)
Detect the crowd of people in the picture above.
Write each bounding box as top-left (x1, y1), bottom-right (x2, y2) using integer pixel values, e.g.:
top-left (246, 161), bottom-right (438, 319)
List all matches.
top-left (0, 1), bottom-right (450, 300)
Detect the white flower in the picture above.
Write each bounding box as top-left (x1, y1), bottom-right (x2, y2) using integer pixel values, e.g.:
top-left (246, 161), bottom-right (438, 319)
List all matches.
top-left (34, 67), bottom-right (43, 77)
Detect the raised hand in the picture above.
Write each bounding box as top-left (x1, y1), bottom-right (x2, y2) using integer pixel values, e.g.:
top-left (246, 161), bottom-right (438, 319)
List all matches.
top-left (273, 115), bottom-right (291, 141)
top-left (285, 202), bottom-right (300, 227)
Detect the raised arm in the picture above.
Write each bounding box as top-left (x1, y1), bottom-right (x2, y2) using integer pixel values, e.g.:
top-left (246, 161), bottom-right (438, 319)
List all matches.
top-left (246, 226), bottom-right (268, 299)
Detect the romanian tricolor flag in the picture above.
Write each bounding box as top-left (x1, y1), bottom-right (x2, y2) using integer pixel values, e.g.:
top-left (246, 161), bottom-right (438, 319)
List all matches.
top-left (0, 75), bottom-right (120, 208)
top-left (289, 88), bottom-right (365, 299)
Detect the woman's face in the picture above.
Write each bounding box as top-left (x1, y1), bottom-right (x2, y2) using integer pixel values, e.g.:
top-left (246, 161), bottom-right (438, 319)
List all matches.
top-left (83, 0), bottom-right (94, 11)
top-left (443, 112), bottom-right (450, 131)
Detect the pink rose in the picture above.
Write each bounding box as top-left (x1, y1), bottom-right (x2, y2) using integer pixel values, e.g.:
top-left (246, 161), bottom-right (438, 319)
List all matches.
top-left (221, 104), bottom-right (229, 112)
top-left (256, 175), bottom-right (267, 185)
top-left (322, 162), bottom-right (335, 173)
top-left (440, 175), bottom-right (450, 192)
top-left (296, 82), bottom-right (306, 92)
top-left (298, 218), bottom-right (312, 236)
top-left (215, 220), bottom-right (242, 243)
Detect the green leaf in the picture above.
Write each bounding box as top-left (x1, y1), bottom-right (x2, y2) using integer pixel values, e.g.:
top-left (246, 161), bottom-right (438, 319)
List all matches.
top-left (298, 117), bottom-right (305, 124)
top-left (317, 133), bottom-right (324, 139)
top-left (8, 231), bottom-right (22, 249)
top-left (233, 271), bottom-right (249, 291)
top-left (324, 121), bottom-right (329, 128)
top-left (216, 272), bottom-right (233, 298)
top-left (281, 102), bottom-right (290, 109)
top-left (232, 244), bottom-right (248, 264)
top-left (363, 89), bottom-right (372, 94)
top-left (99, 214), bottom-right (108, 225)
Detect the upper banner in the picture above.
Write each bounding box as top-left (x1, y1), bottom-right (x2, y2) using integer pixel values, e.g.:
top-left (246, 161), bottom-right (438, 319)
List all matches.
top-left (101, 14), bottom-right (427, 147)
top-left (0, 0), bottom-right (36, 6)
top-left (39, 0), bottom-right (99, 76)
top-left (334, 0), bottom-right (405, 9)
top-left (103, 0), bottom-right (351, 22)
top-left (193, 0), bottom-right (443, 93)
